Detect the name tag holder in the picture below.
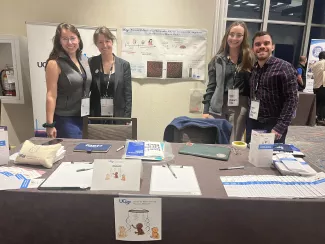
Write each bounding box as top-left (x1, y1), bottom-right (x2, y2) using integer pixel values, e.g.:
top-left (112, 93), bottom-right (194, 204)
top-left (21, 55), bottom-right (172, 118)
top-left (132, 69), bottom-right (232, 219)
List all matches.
top-left (101, 97), bottom-right (114, 116)
top-left (249, 100), bottom-right (260, 120)
top-left (227, 88), bottom-right (239, 106)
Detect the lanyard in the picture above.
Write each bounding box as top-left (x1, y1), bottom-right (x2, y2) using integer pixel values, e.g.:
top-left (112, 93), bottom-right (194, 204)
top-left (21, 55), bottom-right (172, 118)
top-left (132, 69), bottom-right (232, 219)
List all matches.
top-left (232, 64), bottom-right (238, 89)
top-left (100, 57), bottom-right (114, 97)
top-left (78, 61), bottom-right (87, 98)
top-left (228, 56), bottom-right (238, 89)
top-left (254, 68), bottom-right (262, 100)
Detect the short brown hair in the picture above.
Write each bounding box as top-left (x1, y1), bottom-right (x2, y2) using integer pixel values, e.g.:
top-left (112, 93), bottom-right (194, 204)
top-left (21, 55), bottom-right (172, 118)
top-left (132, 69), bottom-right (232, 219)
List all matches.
top-left (93, 26), bottom-right (116, 45)
top-left (252, 31), bottom-right (273, 46)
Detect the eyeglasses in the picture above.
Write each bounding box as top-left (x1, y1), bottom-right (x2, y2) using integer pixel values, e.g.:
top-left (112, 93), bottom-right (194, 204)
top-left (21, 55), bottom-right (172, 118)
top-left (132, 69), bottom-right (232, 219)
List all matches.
top-left (61, 37), bottom-right (78, 43)
top-left (228, 33), bottom-right (244, 39)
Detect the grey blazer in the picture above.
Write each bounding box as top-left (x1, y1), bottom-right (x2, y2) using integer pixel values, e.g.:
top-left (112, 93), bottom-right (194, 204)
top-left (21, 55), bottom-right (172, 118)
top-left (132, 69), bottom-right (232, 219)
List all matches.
top-left (89, 54), bottom-right (132, 118)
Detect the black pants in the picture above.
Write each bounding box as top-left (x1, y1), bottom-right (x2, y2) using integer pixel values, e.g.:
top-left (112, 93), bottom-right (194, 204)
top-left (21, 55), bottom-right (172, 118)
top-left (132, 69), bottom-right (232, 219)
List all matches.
top-left (246, 118), bottom-right (288, 144)
top-left (314, 86), bottom-right (325, 121)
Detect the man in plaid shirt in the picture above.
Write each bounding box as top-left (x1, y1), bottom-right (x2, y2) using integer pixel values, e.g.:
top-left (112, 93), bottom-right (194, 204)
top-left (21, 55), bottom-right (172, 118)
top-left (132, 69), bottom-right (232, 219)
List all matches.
top-left (246, 31), bottom-right (298, 144)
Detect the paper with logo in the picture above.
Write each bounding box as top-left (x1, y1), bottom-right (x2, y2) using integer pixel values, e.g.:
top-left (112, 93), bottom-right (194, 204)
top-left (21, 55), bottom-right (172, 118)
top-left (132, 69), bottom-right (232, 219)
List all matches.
top-left (249, 130), bottom-right (275, 167)
top-left (0, 166), bottom-right (45, 179)
top-left (125, 141), bottom-right (164, 161)
top-left (150, 165), bottom-right (201, 196)
top-left (114, 197), bottom-right (162, 241)
top-left (91, 159), bottom-right (142, 191)
top-left (74, 143), bottom-right (111, 153)
top-left (0, 127), bottom-right (9, 166)
top-left (178, 143), bottom-right (231, 161)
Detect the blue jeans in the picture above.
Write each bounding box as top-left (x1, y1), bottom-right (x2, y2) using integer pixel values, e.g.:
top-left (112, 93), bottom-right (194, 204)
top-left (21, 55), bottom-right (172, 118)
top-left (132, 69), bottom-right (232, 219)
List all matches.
top-left (54, 114), bottom-right (83, 139)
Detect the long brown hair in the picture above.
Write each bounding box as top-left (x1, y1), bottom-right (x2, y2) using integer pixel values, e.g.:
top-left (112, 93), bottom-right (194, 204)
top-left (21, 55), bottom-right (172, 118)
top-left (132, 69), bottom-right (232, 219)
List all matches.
top-left (46, 23), bottom-right (83, 64)
top-left (217, 21), bottom-right (253, 71)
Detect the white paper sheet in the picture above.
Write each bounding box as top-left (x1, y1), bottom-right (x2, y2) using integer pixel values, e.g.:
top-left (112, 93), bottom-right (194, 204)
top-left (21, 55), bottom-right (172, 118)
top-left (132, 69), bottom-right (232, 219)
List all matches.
top-left (149, 165), bottom-right (201, 196)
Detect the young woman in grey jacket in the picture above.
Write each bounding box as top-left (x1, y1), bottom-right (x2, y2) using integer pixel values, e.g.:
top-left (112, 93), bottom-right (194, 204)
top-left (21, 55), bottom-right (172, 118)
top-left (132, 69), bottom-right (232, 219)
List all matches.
top-left (202, 21), bottom-right (254, 142)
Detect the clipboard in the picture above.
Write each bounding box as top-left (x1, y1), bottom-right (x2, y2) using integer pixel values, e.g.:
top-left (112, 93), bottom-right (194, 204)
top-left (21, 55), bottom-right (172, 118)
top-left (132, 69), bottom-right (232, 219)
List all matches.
top-left (38, 162), bottom-right (93, 190)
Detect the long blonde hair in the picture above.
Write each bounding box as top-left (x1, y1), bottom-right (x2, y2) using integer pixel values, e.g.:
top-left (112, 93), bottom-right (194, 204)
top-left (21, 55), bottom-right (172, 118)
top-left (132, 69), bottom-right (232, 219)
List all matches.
top-left (217, 21), bottom-right (253, 71)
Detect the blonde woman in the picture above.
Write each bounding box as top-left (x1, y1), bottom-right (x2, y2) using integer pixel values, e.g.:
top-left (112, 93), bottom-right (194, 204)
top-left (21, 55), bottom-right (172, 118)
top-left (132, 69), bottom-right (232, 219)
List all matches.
top-left (202, 21), bottom-right (254, 142)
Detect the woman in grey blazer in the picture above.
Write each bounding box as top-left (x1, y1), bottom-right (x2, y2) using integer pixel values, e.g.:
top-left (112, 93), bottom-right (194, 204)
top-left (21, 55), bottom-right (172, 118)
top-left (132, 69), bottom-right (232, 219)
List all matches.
top-left (89, 26), bottom-right (132, 120)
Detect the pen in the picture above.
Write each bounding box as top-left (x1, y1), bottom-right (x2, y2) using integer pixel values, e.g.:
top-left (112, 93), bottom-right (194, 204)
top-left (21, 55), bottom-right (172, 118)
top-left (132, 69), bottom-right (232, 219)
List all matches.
top-left (76, 168), bottom-right (93, 172)
top-left (219, 166), bottom-right (245, 171)
top-left (167, 163), bottom-right (177, 179)
top-left (116, 145), bottom-right (125, 152)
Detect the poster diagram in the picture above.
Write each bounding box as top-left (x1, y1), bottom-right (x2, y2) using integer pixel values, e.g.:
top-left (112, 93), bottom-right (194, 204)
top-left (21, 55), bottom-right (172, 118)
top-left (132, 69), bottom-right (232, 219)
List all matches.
top-left (114, 198), bottom-right (162, 241)
top-left (121, 27), bottom-right (207, 80)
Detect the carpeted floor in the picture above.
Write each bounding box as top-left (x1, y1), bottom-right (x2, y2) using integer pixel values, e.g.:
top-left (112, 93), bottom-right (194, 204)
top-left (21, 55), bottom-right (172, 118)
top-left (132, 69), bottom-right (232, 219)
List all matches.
top-left (286, 125), bottom-right (325, 171)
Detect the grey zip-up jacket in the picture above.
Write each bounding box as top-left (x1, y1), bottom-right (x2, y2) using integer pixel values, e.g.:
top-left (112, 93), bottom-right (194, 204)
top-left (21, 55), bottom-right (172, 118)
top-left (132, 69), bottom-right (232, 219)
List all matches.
top-left (55, 53), bottom-right (92, 116)
top-left (202, 54), bottom-right (228, 116)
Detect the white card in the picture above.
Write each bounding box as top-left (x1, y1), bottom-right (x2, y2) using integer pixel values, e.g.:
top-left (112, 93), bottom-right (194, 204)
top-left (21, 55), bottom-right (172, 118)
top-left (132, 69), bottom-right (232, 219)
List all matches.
top-left (227, 89), bottom-right (239, 106)
top-left (249, 100), bottom-right (260, 120)
top-left (100, 98), bottom-right (114, 116)
top-left (90, 159), bottom-right (142, 191)
top-left (114, 197), bottom-right (162, 241)
top-left (81, 98), bottom-right (90, 117)
top-left (0, 131), bottom-right (9, 166)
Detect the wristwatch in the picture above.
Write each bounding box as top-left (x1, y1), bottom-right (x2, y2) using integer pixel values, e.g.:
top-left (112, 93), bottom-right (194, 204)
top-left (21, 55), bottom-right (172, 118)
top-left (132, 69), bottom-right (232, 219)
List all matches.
top-left (42, 122), bottom-right (56, 128)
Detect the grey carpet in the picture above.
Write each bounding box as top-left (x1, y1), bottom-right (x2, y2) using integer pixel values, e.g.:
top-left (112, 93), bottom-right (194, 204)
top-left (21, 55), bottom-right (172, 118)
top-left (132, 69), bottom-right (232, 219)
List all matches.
top-left (286, 125), bottom-right (325, 171)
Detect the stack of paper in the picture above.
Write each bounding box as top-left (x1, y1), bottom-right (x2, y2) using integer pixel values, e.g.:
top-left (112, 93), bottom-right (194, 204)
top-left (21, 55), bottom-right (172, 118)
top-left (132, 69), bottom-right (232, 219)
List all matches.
top-left (149, 165), bottom-right (201, 195)
top-left (273, 155), bottom-right (316, 176)
top-left (273, 144), bottom-right (305, 157)
top-left (91, 159), bottom-right (142, 191)
top-left (0, 170), bottom-right (44, 190)
top-left (124, 141), bottom-right (164, 161)
top-left (220, 173), bottom-right (325, 198)
top-left (0, 166), bottom-right (45, 179)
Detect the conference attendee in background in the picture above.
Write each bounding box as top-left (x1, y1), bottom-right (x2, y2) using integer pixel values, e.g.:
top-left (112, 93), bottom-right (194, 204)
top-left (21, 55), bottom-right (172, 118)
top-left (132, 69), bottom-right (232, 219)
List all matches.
top-left (246, 31), bottom-right (298, 144)
top-left (202, 21), bottom-right (254, 142)
top-left (312, 51), bottom-right (325, 125)
top-left (45, 23), bottom-right (92, 138)
top-left (296, 56), bottom-right (307, 91)
top-left (89, 26), bottom-right (132, 122)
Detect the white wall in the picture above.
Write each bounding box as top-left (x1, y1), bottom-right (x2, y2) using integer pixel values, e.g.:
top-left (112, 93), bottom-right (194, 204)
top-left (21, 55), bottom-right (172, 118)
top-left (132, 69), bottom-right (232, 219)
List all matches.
top-left (0, 0), bottom-right (216, 145)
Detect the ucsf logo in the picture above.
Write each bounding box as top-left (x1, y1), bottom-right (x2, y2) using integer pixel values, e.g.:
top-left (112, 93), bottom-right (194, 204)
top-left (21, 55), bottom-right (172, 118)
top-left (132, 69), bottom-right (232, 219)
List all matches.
top-left (119, 199), bottom-right (131, 205)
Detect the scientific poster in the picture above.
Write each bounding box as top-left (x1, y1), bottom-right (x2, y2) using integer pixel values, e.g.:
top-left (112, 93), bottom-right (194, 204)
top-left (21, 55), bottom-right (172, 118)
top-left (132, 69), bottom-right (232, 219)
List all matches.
top-left (121, 27), bottom-right (207, 80)
top-left (306, 39), bottom-right (325, 93)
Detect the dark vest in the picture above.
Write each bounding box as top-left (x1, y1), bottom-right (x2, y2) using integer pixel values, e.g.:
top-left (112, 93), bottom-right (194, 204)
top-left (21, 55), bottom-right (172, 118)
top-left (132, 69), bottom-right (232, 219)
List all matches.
top-left (297, 63), bottom-right (306, 90)
top-left (55, 53), bottom-right (92, 116)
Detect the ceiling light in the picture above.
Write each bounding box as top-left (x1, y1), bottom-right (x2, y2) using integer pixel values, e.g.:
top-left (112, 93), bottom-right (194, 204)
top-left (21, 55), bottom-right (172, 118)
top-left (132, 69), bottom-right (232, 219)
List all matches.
top-left (247, 3), bottom-right (257, 6)
top-left (234, 4), bottom-right (241, 7)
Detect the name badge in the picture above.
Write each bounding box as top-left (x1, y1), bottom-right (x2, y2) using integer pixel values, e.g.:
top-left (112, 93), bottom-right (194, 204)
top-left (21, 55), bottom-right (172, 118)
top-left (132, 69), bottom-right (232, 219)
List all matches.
top-left (227, 89), bottom-right (239, 106)
top-left (81, 98), bottom-right (90, 117)
top-left (249, 100), bottom-right (260, 120)
top-left (101, 98), bottom-right (114, 116)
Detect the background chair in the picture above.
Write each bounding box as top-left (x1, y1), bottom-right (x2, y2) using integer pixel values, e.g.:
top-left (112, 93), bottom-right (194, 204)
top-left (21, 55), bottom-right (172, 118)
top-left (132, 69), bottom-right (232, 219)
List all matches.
top-left (82, 117), bottom-right (137, 140)
top-left (163, 116), bottom-right (232, 144)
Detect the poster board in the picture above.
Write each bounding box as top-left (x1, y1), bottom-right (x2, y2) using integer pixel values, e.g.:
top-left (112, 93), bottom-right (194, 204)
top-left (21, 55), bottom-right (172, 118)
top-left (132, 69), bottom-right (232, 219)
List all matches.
top-left (121, 27), bottom-right (207, 80)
